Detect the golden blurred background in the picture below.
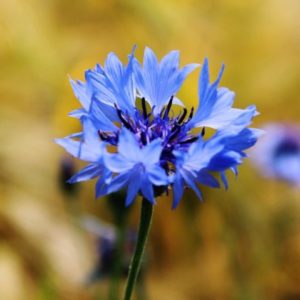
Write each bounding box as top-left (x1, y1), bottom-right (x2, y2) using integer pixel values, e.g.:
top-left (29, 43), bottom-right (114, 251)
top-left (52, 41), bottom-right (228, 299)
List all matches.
top-left (1, 0), bottom-right (300, 299)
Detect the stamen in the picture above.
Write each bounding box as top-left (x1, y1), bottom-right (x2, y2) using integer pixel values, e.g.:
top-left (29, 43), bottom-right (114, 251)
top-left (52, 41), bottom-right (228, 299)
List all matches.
top-left (160, 106), bottom-right (166, 118)
top-left (178, 108), bottom-right (187, 124)
top-left (98, 131), bottom-right (118, 145)
top-left (98, 131), bottom-right (110, 141)
top-left (141, 97), bottom-right (147, 119)
top-left (169, 125), bottom-right (181, 141)
top-left (114, 103), bottom-right (133, 130)
top-left (141, 131), bottom-right (147, 145)
top-left (171, 123), bottom-right (180, 133)
top-left (201, 127), bottom-right (206, 137)
top-left (163, 96), bottom-right (174, 120)
top-left (187, 107), bottom-right (194, 121)
top-left (98, 130), bottom-right (105, 140)
top-left (179, 136), bottom-right (198, 144)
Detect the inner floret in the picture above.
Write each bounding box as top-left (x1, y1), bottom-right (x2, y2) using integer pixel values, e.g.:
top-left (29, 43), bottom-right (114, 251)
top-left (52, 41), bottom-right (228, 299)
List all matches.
top-left (98, 97), bottom-right (202, 167)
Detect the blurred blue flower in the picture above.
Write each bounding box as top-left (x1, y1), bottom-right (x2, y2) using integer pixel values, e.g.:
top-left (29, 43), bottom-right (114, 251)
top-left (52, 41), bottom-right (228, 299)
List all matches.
top-left (56, 47), bottom-right (260, 207)
top-left (81, 215), bottom-right (137, 284)
top-left (251, 123), bottom-right (300, 184)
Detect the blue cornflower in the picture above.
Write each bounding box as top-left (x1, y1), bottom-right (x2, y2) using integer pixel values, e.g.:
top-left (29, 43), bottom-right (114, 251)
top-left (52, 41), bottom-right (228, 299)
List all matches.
top-left (251, 123), bottom-right (300, 184)
top-left (56, 47), bottom-right (260, 207)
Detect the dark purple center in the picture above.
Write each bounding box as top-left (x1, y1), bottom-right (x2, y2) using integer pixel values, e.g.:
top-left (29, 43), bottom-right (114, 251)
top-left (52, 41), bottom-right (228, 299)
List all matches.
top-left (98, 97), bottom-right (203, 168)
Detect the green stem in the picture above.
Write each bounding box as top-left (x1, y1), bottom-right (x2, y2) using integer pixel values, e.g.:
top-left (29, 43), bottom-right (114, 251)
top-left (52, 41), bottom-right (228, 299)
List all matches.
top-left (123, 198), bottom-right (154, 300)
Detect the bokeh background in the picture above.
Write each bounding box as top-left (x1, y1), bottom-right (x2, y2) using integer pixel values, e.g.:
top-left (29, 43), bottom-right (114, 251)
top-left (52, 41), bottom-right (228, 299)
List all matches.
top-left (1, 0), bottom-right (300, 299)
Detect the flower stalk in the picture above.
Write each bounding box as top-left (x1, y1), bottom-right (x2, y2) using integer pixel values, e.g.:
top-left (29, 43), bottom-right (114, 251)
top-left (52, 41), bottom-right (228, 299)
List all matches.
top-left (123, 198), bottom-right (153, 300)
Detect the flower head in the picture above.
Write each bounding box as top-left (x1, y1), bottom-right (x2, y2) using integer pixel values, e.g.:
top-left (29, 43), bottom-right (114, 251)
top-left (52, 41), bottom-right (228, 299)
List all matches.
top-left (56, 47), bottom-right (260, 207)
top-left (251, 123), bottom-right (300, 185)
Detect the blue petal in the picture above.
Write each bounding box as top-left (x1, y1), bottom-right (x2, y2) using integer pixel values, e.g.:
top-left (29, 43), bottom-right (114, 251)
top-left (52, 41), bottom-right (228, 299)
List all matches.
top-left (126, 176), bottom-right (141, 206)
top-left (159, 60), bottom-right (198, 112)
top-left (181, 170), bottom-right (203, 201)
top-left (233, 105), bottom-right (259, 127)
top-left (172, 174), bottom-right (184, 209)
top-left (218, 127), bottom-right (264, 154)
top-left (197, 171), bottom-right (220, 188)
top-left (184, 137), bottom-right (224, 172)
top-left (140, 175), bottom-right (155, 204)
top-left (142, 138), bottom-right (163, 166)
top-left (132, 59), bottom-right (147, 97)
top-left (159, 50), bottom-right (180, 71)
top-left (82, 117), bottom-right (102, 146)
top-left (197, 59), bottom-right (224, 117)
top-left (55, 138), bottom-right (101, 162)
top-left (204, 63), bottom-right (225, 109)
top-left (68, 108), bottom-right (88, 119)
top-left (85, 70), bottom-right (114, 105)
top-left (147, 164), bottom-right (169, 186)
top-left (104, 153), bottom-right (134, 172)
top-left (94, 63), bottom-right (105, 75)
top-left (104, 52), bottom-right (125, 84)
top-left (208, 151), bottom-right (242, 171)
top-left (214, 87), bottom-right (235, 107)
top-left (140, 47), bottom-right (159, 108)
top-left (68, 164), bottom-right (102, 183)
top-left (192, 105), bottom-right (258, 130)
top-left (65, 132), bottom-right (83, 139)
top-left (231, 166), bottom-right (238, 176)
top-left (154, 51), bottom-right (180, 110)
top-left (213, 127), bottom-right (264, 167)
top-left (96, 179), bottom-right (108, 198)
top-left (105, 52), bottom-right (136, 110)
top-left (89, 98), bottom-right (118, 131)
top-left (69, 79), bottom-right (91, 111)
top-left (95, 169), bottom-right (111, 198)
top-left (220, 172), bottom-right (228, 190)
top-left (118, 129), bottom-right (142, 162)
top-left (144, 47), bottom-right (159, 77)
top-left (134, 47), bottom-right (197, 114)
top-left (198, 58), bottom-right (210, 103)
top-left (55, 118), bottom-right (104, 163)
top-left (85, 51), bottom-right (136, 113)
top-left (106, 172), bottom-right (130, 194)
top-left (91, 95), bottom-right (119, 121)
top-left (190, 59), bottom-right (257, 130)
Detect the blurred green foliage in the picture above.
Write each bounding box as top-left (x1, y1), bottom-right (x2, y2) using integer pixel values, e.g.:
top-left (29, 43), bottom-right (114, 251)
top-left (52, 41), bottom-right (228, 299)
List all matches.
top-left (0, 0), bottom-right (300, 299)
